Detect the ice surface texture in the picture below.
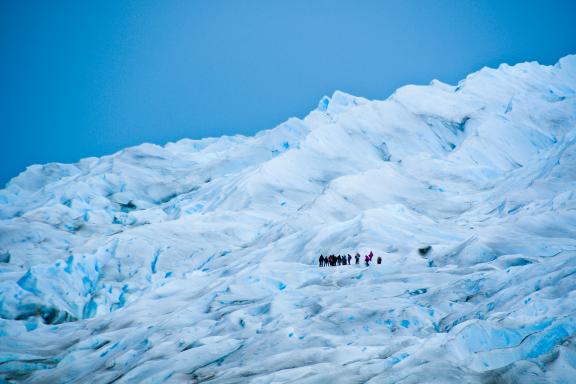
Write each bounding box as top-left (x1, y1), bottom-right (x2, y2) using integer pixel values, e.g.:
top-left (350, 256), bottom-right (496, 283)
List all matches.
top-left (1, 56), bottom-right (576, 383)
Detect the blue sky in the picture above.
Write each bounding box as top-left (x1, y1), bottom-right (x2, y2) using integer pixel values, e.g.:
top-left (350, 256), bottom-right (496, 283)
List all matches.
top-left (1, 0), bottom-right (575, 186)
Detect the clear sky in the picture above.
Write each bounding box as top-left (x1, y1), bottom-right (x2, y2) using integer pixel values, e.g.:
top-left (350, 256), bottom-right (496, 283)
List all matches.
top-left (1, 0), bottom-right (575, 187)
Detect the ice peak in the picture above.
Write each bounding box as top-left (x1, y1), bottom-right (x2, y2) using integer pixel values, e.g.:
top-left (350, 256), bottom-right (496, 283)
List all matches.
top-left (317, 90), bottom-right (369, 114)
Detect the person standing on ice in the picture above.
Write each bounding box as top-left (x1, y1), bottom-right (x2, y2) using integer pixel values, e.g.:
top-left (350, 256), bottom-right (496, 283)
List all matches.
top-left (319, 255), bottom-right (324, 267)
top-left (368, 251), bottom-right (374, 262)
top-left (377, 256), bottom-right (382, 265)
top-left (365, 254), bottom-right (370, 266)
top-left (337, 255), bottom-right (342, 266)
top-left (355, 253), bottom-right (361, 265)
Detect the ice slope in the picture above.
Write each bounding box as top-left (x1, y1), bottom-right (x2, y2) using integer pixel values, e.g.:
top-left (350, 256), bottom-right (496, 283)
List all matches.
top-left (0, 55), bottom-right (575, 383)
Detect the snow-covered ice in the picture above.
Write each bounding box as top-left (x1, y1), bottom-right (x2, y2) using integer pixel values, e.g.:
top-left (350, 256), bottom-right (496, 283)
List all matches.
top-left (1, 55), bottom-right (576, 383)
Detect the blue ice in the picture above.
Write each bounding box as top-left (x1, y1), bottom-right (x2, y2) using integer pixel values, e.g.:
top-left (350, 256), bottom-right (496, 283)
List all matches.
top-left (17, 271), bottom-right (41, 296)
top-left (151, 249), bottom-right (161, 274)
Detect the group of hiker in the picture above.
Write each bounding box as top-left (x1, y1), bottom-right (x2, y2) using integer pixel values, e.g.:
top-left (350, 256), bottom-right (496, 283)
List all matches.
top-left (319, 251), bottom-right (382, 267)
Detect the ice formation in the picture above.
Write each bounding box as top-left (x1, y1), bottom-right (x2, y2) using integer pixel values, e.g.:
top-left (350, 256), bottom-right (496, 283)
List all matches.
top-left (1, 56), bottom-right (576, 383)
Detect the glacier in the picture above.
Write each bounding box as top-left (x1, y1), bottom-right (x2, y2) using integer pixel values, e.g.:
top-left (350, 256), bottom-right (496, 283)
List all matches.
top-left (0, 55), bottom-right (576, 383)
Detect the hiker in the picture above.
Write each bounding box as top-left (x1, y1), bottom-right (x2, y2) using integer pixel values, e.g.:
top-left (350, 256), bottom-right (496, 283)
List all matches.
top-left (320, 251), bottom-right (380, 267)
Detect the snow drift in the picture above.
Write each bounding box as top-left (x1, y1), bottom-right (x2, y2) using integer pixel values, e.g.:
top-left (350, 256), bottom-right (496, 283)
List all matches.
top-left (1, 55), bottom-right (576, 383)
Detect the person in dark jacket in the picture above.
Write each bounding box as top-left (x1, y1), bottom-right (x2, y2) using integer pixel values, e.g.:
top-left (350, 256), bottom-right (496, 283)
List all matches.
top-left (377, 256), bottom-right (382, 265)
top-left (355, 253), bottom-right (361, 265)
top-left (365, 254), bottom-right (370, 266)
top-left (319, 255), bottom-right (324, 267)
top-left (337, 255), bottom-right (342, 266)
top-left (348, 254), bottom-right (352, 265)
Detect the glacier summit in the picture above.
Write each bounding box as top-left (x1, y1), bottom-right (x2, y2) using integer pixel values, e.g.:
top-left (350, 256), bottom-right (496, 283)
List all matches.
top-left (1, 56), bottom-right (576, 383)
